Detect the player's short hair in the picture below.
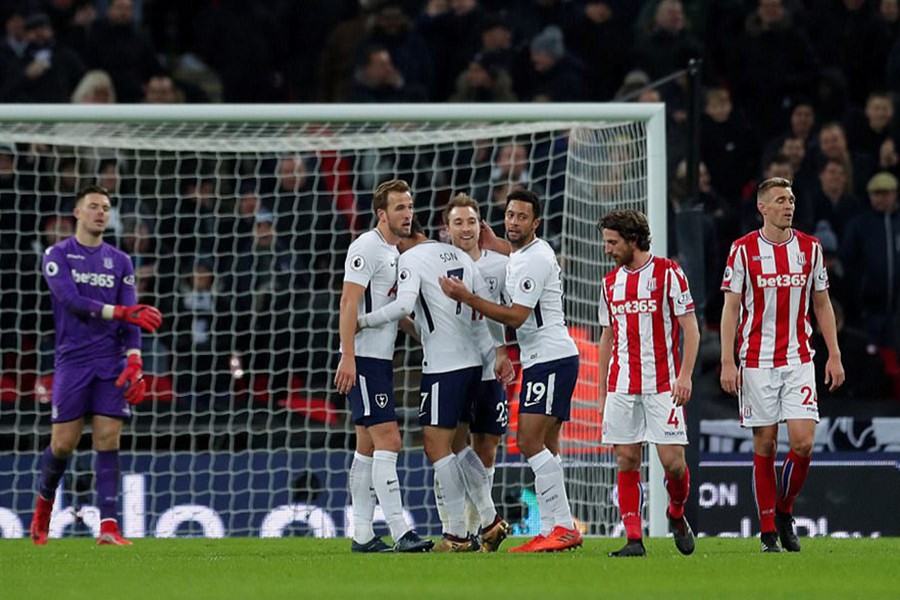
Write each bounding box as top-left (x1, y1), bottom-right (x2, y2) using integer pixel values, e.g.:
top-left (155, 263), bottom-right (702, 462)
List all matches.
top-left (408, 214), bottom-right (424, 237)
top-left (757, 177), bottom-right (793, 203)
top-left (373, 179), bottom-right (411, 214)
top-left (506, 188), bottom-right (541, 219)
top-left (75, 184), bottom-right (111, 206)
top-left (597, 209), bottom-right (651, 251)
top-left (442, 193), bottom-right (481, 225)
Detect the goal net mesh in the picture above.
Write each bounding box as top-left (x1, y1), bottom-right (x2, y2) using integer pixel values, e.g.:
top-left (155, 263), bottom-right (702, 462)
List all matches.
top-left (0, 114), bottom-right (652, 539)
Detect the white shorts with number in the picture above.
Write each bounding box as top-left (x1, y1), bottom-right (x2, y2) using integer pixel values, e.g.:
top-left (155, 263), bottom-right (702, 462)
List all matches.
top-left (739, 362), bottom-right (819, 427)
top-left (601, 392), bottom-right (688, 446)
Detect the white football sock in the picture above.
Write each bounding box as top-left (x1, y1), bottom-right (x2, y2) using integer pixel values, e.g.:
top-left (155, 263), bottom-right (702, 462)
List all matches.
top-left (434, 477), bottom-right (450, 531)
top-left (433, 454), bottom-right (468, 538)
top-left (529, 449), bottom-right (575, 533)
top-left (372, 450), bottom-right (409, 541)
top-left (457, 446), bottom-right (497, 528)
top-left (348, 452), bottom-right (375, 543)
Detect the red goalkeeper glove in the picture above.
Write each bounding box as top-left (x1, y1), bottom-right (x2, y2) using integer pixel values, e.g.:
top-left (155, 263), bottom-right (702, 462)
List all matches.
top-left (116, 354), bottom-right (145, 405)
top-left (113, 304), bottom-right (162, 332)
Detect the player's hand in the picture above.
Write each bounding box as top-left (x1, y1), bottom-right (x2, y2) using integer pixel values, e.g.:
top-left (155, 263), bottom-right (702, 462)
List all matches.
top-left (113, 304), bottom-right (162, 332)
top-left (494, 353), bottom-right (515, 385)
top-left (116, 354), bottom-right (145, 405)
top-left (438, 276), bottom-right (471, 302)
top-left (478, 222), bottom-right (511, 255)
top-left (672, 373), bottom-right (692, 407)
top-left (824, 354), bottom-right (845, 392)
top-left (720, 362), bottom-right (740, 396)
top-left (598, 391), bottom-right (607, 416)
top-left (334, 355), bottom-right (356, 395)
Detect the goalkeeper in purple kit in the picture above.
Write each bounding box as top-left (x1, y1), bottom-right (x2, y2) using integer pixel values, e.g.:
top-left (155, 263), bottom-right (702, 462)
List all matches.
top-left (30, 185), bottom-right (163, 546)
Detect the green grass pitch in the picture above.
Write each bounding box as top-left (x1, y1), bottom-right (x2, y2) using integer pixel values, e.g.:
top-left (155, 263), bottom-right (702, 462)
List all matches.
top-left (2, 537), bottom-right (897, 600)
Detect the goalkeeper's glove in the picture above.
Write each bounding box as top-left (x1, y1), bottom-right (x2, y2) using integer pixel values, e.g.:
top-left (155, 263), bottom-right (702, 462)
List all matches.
top-left (113, 304), bottom-right (162, 332)
top-left (116, 354), bottom-right (145, 405)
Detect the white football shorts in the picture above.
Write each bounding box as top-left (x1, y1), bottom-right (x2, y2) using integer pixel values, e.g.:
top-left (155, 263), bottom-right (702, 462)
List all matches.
top-left (739, 362), bottom-right (819, 427)
top-left (601, 391), bottom-right (688, 446)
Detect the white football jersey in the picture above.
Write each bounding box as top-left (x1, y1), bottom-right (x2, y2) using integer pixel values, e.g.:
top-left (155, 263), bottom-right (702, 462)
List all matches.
top-left (341, 229), bottom-right (399, 360)
top-left (397, 240), bottom-right (485, 374)
top-left (507, 237), bottom-right (578, 369)
top-left (476, 249), bottom-right (509, 381)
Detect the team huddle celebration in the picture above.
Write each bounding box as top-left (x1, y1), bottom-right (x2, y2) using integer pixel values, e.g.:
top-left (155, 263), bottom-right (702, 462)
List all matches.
top-left (28, 172), bottom-right (843, 556)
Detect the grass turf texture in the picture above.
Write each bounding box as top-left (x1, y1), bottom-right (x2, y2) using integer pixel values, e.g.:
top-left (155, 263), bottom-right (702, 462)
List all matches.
top-left (2, 537), bottom-right (897, 600)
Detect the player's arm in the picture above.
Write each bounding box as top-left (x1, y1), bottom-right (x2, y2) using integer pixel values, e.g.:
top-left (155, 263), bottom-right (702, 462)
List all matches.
top-left (357, 289), bottom-right (417, 329)
top-left (719, 291), bottom-right (742, 395)
top-left (42, 249), bottom-right (161, 331)
top-left (113, 260), bottom-right (147, 405)
top-left (812, 290), bottom-right (845, 391)
top-left (673, 312), bottom-right (700, 407)
top-left (439, 276), bottom-right (532, 328)
top-left (479, 221), bottom-right (511, 256)
top-left (597, 326), bottom-right (613, 415)
top-left (335, 281), bottom-right (365, 395)
top-left (398, 316), bottom-right (420, 342)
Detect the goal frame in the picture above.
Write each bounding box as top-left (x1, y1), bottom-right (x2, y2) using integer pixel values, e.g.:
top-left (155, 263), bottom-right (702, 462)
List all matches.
top-left (0, 102), bottom-right (669, 537)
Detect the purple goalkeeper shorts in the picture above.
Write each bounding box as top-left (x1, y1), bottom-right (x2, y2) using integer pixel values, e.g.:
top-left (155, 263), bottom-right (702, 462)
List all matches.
top-left (51, 360), bottom-right (131, 423)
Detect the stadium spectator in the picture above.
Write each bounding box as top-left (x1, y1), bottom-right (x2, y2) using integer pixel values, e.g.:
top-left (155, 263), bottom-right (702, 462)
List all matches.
top-left (844, 91), bottom-right (898, 164)
top-left (349, 43), bottom-right (426, 103)
top-left (449, 51), bottom-right (516, 103)
top-left (700, 87), bottom-right (759, 202)
top-left (474, 142), bottom-right (543, 233)
top-left (30, 185), bottom-right (164, 547)
top-left (142, 74), bottom-right (182, 103)
top-left (808, 159), bottom-right (864, 240)
top-left (360, 0), bottom-right (434, 100)
top-left (815, 121), bottom-right (875, 200)
top-left (632, 0), bottom-right (702, 81)
top-left (71, 69), bottom-right (116, 103)
top-left (416, 0), bottom-right (487, 101)
top-left (840, 171), bottom-right (900, 351)
top-left (524, 25), bottom-right (587, 102)
top-left (597, 209), bottom-right (699, 558)
top-left (334, 179), bottom-right (434, 553)
top-left (726, 0), bottom-right (820, 140)
top-left (721, 177), bottom-right (845, 553)
top-left (84, 0), bottom-right (162, 103)
top-left (170, 259), bottom-right (230, 405)
top-left (440, 189), bottom-right (583, 553)
top-left (0, 11), bottom-right (85, 103)
top-left (562, 0), bottom-right (631, 101)
top-left (0, 5), bottom-right (28, 67)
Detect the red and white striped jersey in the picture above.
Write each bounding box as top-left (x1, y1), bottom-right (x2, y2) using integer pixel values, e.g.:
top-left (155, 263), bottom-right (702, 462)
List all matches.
top-left (599, 256), bottom-right (695, 394)
top-left (721, 229), bottom-right (829, 368)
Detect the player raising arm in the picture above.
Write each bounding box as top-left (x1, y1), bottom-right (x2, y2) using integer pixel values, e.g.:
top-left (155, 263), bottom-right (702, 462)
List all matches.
top-left (440, 189), bottom-right (582, 553)
top-left (31, 185), bottom-right (162, 546)
top-left (720, 177), bottom-right (844, 553)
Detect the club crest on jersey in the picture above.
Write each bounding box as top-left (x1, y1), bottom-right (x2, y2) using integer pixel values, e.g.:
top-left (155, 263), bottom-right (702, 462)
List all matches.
top-left (645, 278), bottom-right (657, 292)
top-left (520, 277), bottom-right (535, 293)
top-left (795, 253), bottom-right (806, 266)
top-left (375, 393), bottom-right (388, 408)
top-left (485, 276), bottom-right (498, 294)
top-left (349, 255), bottom-right (365, 271)
top-left (103, 257), bottom-right (113, 269)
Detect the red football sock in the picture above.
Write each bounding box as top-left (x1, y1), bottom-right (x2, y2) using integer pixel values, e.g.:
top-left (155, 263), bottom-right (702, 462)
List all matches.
top-left (617, 470), bottom-right (643, 540)
top-left (754, 453), bottom-right (777, 533)
top-left (776, 450), bottom-right (811, 515)
top-left (666, 466), bottom-right (690, 520)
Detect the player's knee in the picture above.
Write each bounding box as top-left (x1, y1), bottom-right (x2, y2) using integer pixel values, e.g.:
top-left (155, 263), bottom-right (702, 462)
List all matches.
top-left (791, 438), bottom-right (814, 457)
top-left (516, 434), bottom-right (543, 458)
top-left (474, 446), bottom-right (496, 468)
top-left (615, 453), bottom-right (641, 472)
top-left (49, 440), bottom-right (76, 458)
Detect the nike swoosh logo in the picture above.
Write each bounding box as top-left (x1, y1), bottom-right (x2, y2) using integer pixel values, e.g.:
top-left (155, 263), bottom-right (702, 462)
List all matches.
top-left (386, 479), bottom-right (398, 485)
top-left (539, 487), bottom-right (553, 496)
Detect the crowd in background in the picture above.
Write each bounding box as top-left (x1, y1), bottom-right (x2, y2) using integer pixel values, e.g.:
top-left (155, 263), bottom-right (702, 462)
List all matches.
top-left (1, 0), bottom-right (899, 413)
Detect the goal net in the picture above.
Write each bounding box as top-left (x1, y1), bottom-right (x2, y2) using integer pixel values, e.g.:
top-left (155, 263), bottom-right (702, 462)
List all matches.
top-left (0, 104), bottom-right (666, 539)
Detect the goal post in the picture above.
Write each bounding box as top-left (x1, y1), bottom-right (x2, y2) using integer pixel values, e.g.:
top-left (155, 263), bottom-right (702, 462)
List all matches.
top-left (0, 103), bottom-right (667, 539)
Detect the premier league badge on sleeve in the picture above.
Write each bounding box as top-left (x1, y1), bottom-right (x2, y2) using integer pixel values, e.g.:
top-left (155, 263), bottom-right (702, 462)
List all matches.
top-left (520, 277), bottom-right (535, 293)
top-left (350, 255), bottom-right (365, 271)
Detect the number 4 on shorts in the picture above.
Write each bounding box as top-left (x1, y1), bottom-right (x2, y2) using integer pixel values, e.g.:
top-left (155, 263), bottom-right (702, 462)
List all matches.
top-left (667, 409), bottom-right (680, 428)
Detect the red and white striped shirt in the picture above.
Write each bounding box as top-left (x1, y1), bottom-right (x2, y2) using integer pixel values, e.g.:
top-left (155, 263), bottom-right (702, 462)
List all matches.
top-left (599, 256), bottom-right (695, 394)
top-left (721, 229), bottom-right (829, 368)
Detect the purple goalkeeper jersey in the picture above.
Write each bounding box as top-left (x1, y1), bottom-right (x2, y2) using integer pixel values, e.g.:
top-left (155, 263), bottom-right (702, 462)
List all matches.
top-left (41, 236), bottom-right (140, 368)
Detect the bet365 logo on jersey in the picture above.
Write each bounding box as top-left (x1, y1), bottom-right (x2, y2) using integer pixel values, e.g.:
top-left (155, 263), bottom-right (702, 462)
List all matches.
top-left (71, 269), bottom-right (116, 288)
top-left (610, 299), bottom-right (658, 315)
top-left (756, 273), bottom-right (808, 288)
